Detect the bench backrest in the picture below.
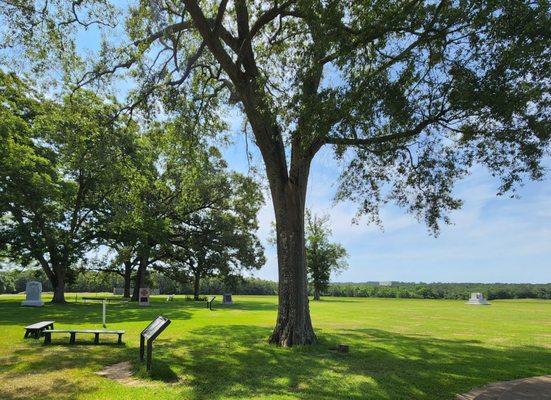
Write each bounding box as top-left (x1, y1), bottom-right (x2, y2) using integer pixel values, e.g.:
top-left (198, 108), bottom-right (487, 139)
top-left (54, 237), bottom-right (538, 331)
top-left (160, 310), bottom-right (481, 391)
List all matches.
top-left (141, 316), bottom-right (171, 341)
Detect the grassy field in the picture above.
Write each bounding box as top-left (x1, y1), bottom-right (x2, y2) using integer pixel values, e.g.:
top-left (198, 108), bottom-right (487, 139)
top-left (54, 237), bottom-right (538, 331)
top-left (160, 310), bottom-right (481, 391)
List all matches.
top-left (0, 294), bottom-right (549, 400)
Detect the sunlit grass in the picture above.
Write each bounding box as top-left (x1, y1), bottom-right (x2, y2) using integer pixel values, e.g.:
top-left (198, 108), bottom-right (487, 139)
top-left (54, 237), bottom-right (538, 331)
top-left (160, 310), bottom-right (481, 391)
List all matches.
top-left (0, 294), bottom-right (549, 399)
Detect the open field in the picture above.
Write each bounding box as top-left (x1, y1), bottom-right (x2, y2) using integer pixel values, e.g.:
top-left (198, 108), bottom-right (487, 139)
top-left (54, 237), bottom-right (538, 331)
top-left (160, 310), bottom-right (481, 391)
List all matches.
top-left (0, 294), bottom-right (549, 400)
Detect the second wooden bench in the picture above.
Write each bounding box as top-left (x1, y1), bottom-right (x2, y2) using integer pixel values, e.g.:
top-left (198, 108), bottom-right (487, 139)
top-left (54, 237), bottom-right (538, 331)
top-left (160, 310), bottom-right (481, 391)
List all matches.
top-left (43, 329), bottom-right (125, 344)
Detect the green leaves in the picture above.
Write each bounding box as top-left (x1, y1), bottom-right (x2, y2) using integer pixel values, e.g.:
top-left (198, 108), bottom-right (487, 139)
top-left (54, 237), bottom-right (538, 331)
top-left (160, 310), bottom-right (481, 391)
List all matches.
top-left (0, 71), bottom-right (137, 294)
top-left (305, 210), bottom-right (348, 297)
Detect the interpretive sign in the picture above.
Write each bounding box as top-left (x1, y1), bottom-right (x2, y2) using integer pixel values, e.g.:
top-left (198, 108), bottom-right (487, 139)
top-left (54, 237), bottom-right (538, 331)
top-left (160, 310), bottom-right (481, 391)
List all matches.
top-left (140, 316), bottom-right (171, 372)
top-left (139, 287), bottom-right (150, 306)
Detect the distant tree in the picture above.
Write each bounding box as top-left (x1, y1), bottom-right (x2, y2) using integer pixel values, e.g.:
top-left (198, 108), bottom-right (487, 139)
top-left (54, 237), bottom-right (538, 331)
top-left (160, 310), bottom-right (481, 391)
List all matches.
top-left (305, 211), bottom-right (348, 300)
top-left (0, 72), bottom-right (134, 303)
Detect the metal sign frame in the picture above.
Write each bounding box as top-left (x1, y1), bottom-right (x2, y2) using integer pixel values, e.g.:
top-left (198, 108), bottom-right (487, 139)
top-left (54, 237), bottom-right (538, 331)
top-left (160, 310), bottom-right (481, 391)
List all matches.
top-left (139, 316), bottom-right (171, 372)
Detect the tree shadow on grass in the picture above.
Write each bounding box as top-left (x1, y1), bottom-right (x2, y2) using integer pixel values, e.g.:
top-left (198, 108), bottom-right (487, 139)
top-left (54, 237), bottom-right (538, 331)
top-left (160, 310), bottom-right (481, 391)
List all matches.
top-left (157, 325), bottom-right (551, 400)
top-left (0, 298), bottom-right (193, 327)
top-left (0, 376), bottom-right (98, 400)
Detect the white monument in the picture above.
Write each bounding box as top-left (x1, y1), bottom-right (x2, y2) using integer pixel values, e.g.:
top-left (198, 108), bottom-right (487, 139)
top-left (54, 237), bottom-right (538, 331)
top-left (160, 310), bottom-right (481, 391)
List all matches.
top-left (222, 293), bottom-right (233, 304)
top-left (139, 288), bottom-right (150, 306)
top-left (21, 281), bottom-right (44, 307)
top-left (467, 292), bottom-right (490, 305)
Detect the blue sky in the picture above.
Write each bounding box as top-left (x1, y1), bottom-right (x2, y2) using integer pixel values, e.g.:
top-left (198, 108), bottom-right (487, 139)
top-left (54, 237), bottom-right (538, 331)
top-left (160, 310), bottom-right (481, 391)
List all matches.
top-left (223, 114), bottom-right (551, 284)
top-left (5, 6), bottom-right (549, 284)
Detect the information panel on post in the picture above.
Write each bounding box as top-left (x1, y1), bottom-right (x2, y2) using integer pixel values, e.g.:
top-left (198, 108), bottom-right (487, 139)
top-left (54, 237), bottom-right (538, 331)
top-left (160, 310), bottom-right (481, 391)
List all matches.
top-left (140, 316), bottom-right (171, 372)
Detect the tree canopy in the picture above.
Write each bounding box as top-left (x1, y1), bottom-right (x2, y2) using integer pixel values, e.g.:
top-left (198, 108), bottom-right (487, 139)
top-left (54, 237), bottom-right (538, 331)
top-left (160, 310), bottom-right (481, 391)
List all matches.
top-left (0, 71), bottom-right (136, 302)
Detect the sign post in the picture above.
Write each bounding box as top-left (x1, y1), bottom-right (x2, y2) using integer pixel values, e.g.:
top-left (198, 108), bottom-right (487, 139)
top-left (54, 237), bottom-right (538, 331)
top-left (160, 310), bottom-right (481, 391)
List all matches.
top-left (140, 316), bottom-right (171, 372)
top-left (102, 300), bottom-right (107, 328)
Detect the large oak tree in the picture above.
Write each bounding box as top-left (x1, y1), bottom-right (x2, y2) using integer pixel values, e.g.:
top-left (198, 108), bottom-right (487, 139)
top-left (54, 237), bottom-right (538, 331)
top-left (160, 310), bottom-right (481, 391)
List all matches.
top-left (2, 0), bottom-right (549, 344)
top-left (0, 71), bottom-right (136, 302)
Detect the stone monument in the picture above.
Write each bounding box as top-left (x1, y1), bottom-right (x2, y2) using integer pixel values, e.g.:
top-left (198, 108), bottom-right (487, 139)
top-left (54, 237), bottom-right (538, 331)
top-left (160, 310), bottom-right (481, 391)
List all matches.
top-left (222, 293), bottom-right (233, 304)
top-left (467, 292), bottom-right (490, 305)
top-left (139, 287), bottom-right (150, 306)
top-left (21, 281), bottom-right (44, 307)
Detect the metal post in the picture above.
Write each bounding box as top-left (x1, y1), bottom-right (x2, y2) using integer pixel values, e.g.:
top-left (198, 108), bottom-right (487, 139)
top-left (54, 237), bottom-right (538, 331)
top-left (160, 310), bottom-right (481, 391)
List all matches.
top-left (146, 341), bottom-right (153, 371)
top-left (102, 300), bottom-right (106, 328)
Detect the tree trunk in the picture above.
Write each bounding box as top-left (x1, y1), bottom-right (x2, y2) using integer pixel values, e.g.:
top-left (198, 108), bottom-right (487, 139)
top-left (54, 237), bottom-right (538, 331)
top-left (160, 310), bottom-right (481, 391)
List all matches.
top-left (313, 286), bottom-right (320, 301)
top-left (123, 261), bottom-right (132, 298)
top-left (193, 271), bottom-right (200, 301)
top-left (131, 249), bottom-right (149, 301)
top-left (268, 177), bottom-right (317, 346)
top-left (50, 266), bottom-right (66, 304)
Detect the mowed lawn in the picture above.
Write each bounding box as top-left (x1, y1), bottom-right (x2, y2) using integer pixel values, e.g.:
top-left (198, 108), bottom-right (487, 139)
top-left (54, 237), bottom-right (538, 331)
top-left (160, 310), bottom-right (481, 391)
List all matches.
top-left (0, 295), bottom-right (549, 400)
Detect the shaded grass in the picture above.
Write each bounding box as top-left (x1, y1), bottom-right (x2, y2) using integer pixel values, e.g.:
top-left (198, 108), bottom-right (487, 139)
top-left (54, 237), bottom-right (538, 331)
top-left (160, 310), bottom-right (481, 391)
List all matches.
top-left (0, 294), bottom-right (549, 399)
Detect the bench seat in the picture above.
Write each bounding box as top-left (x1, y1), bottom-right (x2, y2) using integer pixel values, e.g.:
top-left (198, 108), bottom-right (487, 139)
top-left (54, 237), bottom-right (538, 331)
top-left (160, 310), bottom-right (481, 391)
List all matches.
top-left (43, 329), bottom-right (125, 344)
top-left (24, 321), bottom-right (54, 339)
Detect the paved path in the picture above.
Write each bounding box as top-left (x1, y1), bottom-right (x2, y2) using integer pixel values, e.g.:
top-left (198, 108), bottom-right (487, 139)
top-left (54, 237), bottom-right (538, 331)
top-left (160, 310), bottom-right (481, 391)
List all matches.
top-left (456, 375), bottom-right (551, 400)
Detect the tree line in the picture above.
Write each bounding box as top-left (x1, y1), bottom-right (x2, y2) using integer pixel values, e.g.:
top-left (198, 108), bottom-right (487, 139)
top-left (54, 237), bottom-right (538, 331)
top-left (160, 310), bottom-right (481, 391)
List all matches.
top-left (325, 282), bottom-right (551, 300)
top-left (2, 268), bottom-right (548, 300)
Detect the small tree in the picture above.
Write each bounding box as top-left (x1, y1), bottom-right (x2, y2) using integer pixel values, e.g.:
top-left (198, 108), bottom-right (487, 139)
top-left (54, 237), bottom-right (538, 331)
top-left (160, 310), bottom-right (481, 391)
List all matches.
top-left (305, 211), bottom-right (348, 300)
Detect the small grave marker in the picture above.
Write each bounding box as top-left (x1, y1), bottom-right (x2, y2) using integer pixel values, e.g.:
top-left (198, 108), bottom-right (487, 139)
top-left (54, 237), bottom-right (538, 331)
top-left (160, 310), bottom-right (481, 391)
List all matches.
top-left (222, 293), bottom-right (233, 304)
top-left (140, 316), bottom-right (171, 372)
top-left (139, 288), bottom-right (150, 306)
top-left (21, 281), bottom-right (44, 307)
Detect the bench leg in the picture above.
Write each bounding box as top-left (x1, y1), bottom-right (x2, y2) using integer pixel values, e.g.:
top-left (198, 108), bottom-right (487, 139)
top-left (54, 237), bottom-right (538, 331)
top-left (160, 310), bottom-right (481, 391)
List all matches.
top-left (118, 333), bottom-right (123, 344)
top-left (24, 330), bottom-right (30, 339)
top-left (94, 332), bottom-right (99, 344)
top-left (70, 332), bottom-right (76, 344)
top-left (44, 332), bottom-right (51, 344)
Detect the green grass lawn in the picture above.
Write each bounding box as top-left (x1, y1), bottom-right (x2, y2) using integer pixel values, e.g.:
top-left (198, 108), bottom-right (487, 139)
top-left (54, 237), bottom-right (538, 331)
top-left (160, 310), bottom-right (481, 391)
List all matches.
top-left (0, 294), bottom-right (549, 400)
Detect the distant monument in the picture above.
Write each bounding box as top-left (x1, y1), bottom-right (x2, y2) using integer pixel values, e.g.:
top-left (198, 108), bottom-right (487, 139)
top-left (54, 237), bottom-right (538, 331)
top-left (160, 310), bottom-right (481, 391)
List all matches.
top-left (222, 293), bottom-right (233, 304)
top-left (21, 281), bottom-right (44, 307)
top-left (467, 292), bottom-right (490, 305)
top-left (139, 288), bottom-right (150, 306)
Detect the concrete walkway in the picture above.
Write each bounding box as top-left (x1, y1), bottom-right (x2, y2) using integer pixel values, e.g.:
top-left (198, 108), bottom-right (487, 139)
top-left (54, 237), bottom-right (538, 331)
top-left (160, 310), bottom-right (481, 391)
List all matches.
top-left (456, 375), bottom-right (551, 400)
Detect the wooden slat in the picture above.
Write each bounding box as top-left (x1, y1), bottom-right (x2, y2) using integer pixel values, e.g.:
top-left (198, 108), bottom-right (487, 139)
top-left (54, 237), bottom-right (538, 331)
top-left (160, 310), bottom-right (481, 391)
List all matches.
top-left (25, 321), bottom-right (54, 329)
top-left (47, 329), bottom-right (125, 334)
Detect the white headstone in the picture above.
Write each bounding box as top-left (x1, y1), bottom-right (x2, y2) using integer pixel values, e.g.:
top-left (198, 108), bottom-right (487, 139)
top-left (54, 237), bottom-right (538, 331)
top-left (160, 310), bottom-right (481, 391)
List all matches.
top-left (467, 292), bottom-right (490, 305)
top-left (21, 281), bottom-right (44, 307)
top-left (139, 288), bottom-right (150, 306)
top-left (222, 293), bottom-right (233, 304)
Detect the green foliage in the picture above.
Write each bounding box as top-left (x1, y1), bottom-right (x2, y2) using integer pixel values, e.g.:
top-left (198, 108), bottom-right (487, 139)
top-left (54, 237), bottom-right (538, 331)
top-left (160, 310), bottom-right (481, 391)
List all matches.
top-left (4, 0), bottom-right (548, 234)
top-left (325, 282), bottom-right (551, 300)
top-left (0, 71), bottom-right (137, 301)
top-left (305, 211), bottom-right (348, 299)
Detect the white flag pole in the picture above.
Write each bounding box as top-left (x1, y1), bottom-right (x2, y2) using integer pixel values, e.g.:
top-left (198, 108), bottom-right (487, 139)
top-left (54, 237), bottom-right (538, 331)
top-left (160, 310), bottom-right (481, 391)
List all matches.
top-left (102, 300), bottom-right (106, 328)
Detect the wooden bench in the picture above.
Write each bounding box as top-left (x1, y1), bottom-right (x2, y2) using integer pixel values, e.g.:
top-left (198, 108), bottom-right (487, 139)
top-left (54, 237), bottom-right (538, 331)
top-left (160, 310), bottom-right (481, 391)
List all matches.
top-left (43, 329), bottom-right (125, 344)
top-left (206, 296), bottom-right (216, 310)
top-left (24, 321), bottom-right (55, 339)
